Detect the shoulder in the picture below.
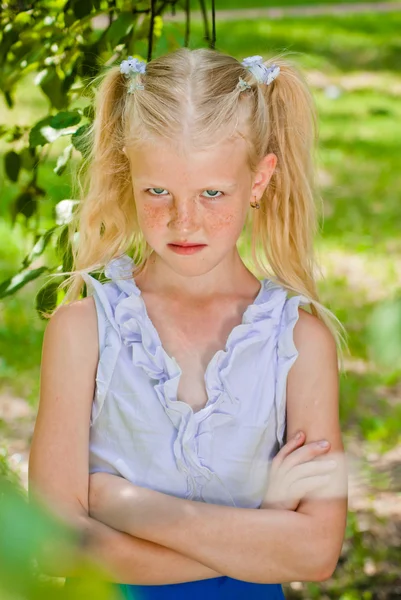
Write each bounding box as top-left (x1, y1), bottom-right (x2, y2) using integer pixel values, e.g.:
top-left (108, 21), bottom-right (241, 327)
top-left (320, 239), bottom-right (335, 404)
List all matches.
top-left (286, 306), bottom-right (340, 436)
top-left (44, 296), bottom-right (99, 368)
top-left (289, 306), bottom-right (338, 398)
top-left (47, 295), bottom-right (97, 336)
top-left (293, 306), bottom-right (337, 360)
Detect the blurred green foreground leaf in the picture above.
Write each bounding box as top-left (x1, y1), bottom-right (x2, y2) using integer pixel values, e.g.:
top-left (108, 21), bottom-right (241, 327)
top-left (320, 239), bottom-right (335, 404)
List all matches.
top-left (0, 468), bottom-right (124, 600)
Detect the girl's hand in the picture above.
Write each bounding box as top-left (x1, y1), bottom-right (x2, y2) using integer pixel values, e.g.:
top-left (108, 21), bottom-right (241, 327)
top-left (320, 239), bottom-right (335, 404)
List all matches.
top-left (261, 431), bottom-right (338, 511)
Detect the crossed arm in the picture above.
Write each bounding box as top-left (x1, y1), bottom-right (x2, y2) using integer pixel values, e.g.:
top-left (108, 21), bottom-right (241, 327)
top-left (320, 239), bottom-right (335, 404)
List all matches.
top-left (83, 310), bottom-right (347, 585)
top-left (86, 471), bottom-right (342, 585)
top-left (34, 304), bottom-right (347, 585)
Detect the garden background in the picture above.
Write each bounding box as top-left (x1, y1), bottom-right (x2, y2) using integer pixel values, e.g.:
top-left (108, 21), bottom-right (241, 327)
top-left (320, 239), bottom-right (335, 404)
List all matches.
top-left (0, 0), bottom-right (400, 598)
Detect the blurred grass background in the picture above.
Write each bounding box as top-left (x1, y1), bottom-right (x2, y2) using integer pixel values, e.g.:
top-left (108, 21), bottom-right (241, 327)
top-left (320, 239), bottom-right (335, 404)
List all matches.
top-left (1, 3), bottom-right (401, 597)
top-left (189, 0), bottom-right (401, 8)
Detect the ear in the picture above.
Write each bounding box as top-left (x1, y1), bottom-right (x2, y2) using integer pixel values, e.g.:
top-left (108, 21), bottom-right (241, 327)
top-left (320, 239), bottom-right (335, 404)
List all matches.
top-left (251, 153), bottom-right (277, 200)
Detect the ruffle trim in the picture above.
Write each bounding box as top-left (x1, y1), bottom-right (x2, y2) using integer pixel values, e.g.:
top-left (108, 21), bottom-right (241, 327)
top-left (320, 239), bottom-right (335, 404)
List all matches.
top-left (86, 253), bottom-right (311, 498)
top-left (107, 254), bottom-right (285, 416)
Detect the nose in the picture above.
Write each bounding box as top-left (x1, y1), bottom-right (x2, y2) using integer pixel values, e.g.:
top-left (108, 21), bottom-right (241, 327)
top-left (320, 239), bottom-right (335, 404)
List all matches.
top-left (168, 198), bottom-right (201, 232)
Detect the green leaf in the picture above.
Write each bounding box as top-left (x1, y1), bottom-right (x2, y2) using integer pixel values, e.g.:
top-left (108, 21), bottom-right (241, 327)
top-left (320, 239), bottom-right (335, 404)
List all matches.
top-left (5, 125), bottom-right (24, 143)
top-left (29, 116), bottom-right (58, 147)
top-left (13, 11), bottom-right (32, 29)
top-left (30, 113), bottom-right (81, 148)
top-left (83, 104), bottom-right (95, 121)
top-left (0, 266), bottom-right (49, 299)
top-left (20, 146), bottom-right (37, 170)
top-left (36, 280), bottom-right (60, 318)
top-left (14, 190), bottom-right (37, 219)
top-left (35, 67), bottom-right (66, 111)
top-left (63, 239), bottom-right (74, 274)
top-left (54, 143), bottom-right (73, 176)
top-left (4, 150), bottom-right (21, 182)
top-left (135, 15), bottom-right (152, 41)
top-left (56, 223), bottom-right (71, 260)
top-left (73, 0), bottom-right (93, 19)
top-left (79, 46), bottom-right (100, 78)
top-left (103, 12), bottom-right (136, 49)
top-left (0, 28), bottom-right (19, 67)
top-left (50, 110), bottom-right (82, 129)
top-left (55, 219), bottom-right (75, 272)
top-left (11, 39), bottom-right (35, 61)
top-left (64, 8), bottom-right (77, 28)
top-left (71, 124), bottom-right (92, 157)
top-left (0, 476), bottom-right (81, 594)
top-left (22, 226), bottom-right (60, 269)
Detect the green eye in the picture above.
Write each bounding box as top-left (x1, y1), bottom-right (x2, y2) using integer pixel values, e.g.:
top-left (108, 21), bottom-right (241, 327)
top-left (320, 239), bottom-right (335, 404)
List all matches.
top-left (147, 188), bottom-right (167, 195)
top-left (203, 190), bottom-right (222, 198)
top-left (146, 188), bottom-right (223, 199)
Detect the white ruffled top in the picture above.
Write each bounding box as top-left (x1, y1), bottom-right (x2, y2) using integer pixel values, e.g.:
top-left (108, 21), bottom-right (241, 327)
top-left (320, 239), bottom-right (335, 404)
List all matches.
top-left (80, 253), bottom-right (310, 508)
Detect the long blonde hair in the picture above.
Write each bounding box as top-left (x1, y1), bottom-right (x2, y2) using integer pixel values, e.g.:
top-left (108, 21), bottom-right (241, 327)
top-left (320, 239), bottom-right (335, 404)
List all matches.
top-left (45, 47), bottom-right (348, 366)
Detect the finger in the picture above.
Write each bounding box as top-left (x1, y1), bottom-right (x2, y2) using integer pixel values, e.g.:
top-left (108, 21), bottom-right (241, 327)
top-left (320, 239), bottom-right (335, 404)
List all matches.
top-left (271, 431), bottom-right (305, 468)
top-left (272, 461), bottom-right (336, 500)
top-left (290, 459), bottom-right (337, 480)
top-left (279, 440), bottom-right (332, 475)
top-left (292, 471), bottom-right (348, 501)
top-left (289, 474), bottom-right (332, 500)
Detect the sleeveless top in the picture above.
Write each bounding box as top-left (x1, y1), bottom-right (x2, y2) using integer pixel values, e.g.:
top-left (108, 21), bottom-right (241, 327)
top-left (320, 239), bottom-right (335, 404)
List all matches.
top-left (71, 253), bottom-right (311, 597)
top-left (79, 253), bottom-right (311, 510)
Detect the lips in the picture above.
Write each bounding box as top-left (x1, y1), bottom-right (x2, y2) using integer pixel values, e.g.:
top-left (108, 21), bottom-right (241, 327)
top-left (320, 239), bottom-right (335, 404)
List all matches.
top-left (168, 243), bottom-right (207, 255)
top-left (169, 243), bottom-right (206, 247)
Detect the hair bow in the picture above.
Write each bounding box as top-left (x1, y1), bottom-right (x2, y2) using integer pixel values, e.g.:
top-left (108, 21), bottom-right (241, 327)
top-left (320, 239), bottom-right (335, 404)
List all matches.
top-left (241, 55), bottom-right (280, 86)
top-left (120, 56), bottom-right (147, 93)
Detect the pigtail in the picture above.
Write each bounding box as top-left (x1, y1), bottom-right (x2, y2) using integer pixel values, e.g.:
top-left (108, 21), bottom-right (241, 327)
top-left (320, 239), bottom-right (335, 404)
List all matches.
top-left (251, 57), bottom-right (348, 365)
top-left (47, 65), bottom-right (150, 315)
top-left (72, 66), bottom-right (138, 267)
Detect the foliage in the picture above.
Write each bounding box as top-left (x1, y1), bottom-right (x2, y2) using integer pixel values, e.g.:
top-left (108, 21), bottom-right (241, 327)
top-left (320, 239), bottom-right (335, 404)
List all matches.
top-left (0, 469), bottom-right (125, 599)
top-left (1, 2), bottom-right (401, 598)
top-left (0, 0), bottom-right (217, 315)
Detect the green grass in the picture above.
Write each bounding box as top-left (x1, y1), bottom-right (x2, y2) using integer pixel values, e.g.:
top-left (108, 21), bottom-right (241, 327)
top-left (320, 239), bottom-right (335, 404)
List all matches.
top-left (187, 0), bottom-right (401, 9)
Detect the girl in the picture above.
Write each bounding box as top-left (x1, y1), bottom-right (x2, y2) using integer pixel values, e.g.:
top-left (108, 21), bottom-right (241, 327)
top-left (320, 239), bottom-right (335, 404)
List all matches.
top-left (28, 48), bottom-right (348, 599)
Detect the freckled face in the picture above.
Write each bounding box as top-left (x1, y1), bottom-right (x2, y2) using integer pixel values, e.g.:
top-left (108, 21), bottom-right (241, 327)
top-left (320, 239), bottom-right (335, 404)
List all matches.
top-left (126, 137), bottom-right (254, 273)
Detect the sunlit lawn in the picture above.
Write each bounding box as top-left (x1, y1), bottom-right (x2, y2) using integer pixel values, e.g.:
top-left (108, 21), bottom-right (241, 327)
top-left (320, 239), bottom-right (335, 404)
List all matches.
top-left (1, 11), bottom-right (401, 449)
top-left (188, 0), bottom-right (401, 8)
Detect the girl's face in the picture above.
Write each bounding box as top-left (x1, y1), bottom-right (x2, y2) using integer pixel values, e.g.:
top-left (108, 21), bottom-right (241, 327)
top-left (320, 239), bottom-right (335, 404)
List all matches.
top-left (125, 137), bottom-right (276, 278)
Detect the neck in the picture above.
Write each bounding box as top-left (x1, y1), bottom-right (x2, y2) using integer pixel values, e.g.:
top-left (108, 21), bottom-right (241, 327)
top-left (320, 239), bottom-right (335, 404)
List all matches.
top-left (134, 248), bottom-right (257, 303)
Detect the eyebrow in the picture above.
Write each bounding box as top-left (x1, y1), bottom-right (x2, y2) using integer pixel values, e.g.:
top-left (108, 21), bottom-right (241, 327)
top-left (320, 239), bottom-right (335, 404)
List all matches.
top-left (135, 180), bottom-right (238, 191)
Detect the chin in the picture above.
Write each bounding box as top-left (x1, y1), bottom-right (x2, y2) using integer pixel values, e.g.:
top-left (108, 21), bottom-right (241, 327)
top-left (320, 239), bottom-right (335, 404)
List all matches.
top-left (165, 260), bottom-right (212, 277)
top-left (158, 249), bottom-right (222, 277)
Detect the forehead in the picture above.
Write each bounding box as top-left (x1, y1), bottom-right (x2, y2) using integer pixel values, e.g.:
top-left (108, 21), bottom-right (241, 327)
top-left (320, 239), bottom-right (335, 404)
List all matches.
top-left (126, 137), bottom-right (249, 182)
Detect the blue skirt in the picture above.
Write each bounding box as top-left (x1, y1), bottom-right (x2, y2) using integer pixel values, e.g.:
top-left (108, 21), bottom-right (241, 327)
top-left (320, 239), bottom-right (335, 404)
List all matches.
top-left (65, 577), bottom-right (285, 599)
top-left (117, 577), bottom-right (285, 599)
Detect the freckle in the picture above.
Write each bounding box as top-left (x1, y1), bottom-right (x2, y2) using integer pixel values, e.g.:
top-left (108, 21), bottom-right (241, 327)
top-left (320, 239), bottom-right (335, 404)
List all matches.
top-left (142, 205), bottom-right (165, 229)
top-left (209, 212), bottom-right (235, 231)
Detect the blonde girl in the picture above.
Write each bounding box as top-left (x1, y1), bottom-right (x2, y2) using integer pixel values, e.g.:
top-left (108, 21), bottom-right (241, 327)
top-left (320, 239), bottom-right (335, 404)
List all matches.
top-left (29, 48), bottom-right (348, 599)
